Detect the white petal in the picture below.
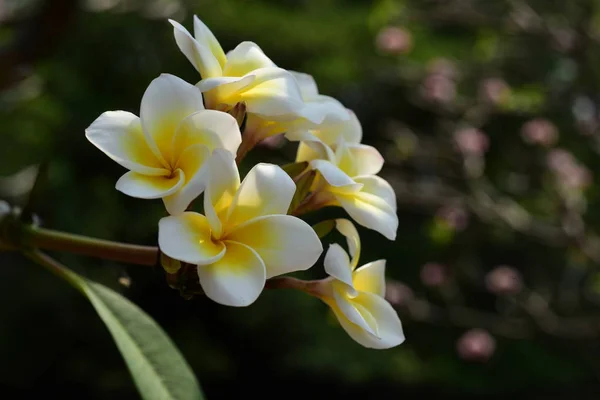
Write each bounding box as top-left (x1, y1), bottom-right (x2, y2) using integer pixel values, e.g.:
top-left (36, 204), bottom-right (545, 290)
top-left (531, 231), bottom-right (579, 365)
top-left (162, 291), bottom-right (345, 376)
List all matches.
top-left (324, 243), bottom-right (353, 287)
top-left (353, 260), bottom-right (386, 297)
top-left (299, 95), bottom-right (349, 127)
top-left (353, 175), bottom-right (397, 212)
top-left (226, 163), bottom-right (295, 227)
top-left (170, 19), bottom-right (222, 79)
top-left (196, 75), bottom-right (255, 95)
top-left (332, 283), bottom-right (378, 335)
top-left (192, 15), bottom-right (227, 68)
top-left (223, 41), bottom-right (276, 77)
top-left (289, 70), bottom-right (319, 100)
top-left (351, 292), bottom-right (405, 349)
top-left (314, 110), bottom-right (362, 146)
top-left (240, 67), bottom-right (306, 119)
top-left (85, 111), bottom-right (167, 175)
top-left (172, 110), bottom-right (242, 158)
top-left (115, 169), bottom-right (184, 199)
top-left (335, 218), bottom-right (361, 268)
top-left (335, 191), bottom-right (398, 240)
top-left (158, 212), bottom-right (226, 265)
top-left (227, 215), bottom-right (323, 278)
top-left (197, 240), bottom-right (266, 307)
top-left (347, 144), bottom-right (384, 176)
top-left (140, 74), bottom-right (205, 164)
top-left (311, 160), bottom-right (362, 193)
top-left (203, 149), bottom-right (240, 236)
top-left (163, 144), bottom-right (211, 215)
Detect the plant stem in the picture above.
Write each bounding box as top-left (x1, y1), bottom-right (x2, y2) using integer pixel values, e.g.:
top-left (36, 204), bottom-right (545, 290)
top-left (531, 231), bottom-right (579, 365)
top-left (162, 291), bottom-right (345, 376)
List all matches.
top-left (21, 225), bottom-right (159, 266)
top-left (265, 276), bottom-right (327, 298)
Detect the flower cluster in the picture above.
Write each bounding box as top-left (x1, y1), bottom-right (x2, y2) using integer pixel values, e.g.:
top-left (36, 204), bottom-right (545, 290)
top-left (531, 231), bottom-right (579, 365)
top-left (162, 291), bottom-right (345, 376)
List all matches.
top-left (86, 16), bottom-right (403, 349)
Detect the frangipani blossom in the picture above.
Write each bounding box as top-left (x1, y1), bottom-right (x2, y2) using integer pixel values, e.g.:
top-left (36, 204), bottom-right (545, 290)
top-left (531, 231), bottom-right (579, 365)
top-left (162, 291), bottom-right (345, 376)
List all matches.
top-left (322, 219), bottom-right (404, 349)
top-left (295, 116), bottom-right (398, 240)
top-left (169, 16), bottom-right (345, 146)
top-left (158, 149), bottom-right (323, 307)
top-left (86, 74), bottom-right (241, 215)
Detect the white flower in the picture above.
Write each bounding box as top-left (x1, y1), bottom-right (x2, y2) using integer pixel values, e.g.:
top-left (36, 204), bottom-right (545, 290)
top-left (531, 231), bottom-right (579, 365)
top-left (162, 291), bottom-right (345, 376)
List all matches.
top-left (295, 115), bottom-right (398, 240)
top-left (158, 149), bottom-right (323, 307)
top-left (322, 219), bottom-right (405, 349)
top-left (169, 16), bottom-right (347, 144)
top-left (86, 74), bottom-right (241, 215)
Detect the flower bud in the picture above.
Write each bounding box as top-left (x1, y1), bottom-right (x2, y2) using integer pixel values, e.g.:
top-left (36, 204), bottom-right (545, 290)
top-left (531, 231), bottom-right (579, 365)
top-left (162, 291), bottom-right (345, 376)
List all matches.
top-left (456, 329), bottom-right (496, 362)
top-left (485, 265), bottom-right (523, 295)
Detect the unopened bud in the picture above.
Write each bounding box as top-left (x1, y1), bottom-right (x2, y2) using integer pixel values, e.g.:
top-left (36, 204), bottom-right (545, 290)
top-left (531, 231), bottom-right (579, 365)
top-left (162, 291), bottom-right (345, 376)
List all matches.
top-left (485, 266), bottom-right (523, 295)
top-left (456, 329), bottom-right (496, 362)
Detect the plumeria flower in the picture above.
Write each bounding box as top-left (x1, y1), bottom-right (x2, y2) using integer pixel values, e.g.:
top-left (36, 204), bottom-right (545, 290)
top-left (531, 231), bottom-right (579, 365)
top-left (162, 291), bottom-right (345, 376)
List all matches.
top-left (169, 16), bottom-right (345, 147)
top-left (158, 149), bottom-right (323, 307)
top-left (321, 219), bottom-right (404, 349)
top-left (295, 116), bottom-right (398, 240)
top-left (86, 74), bottom-right (241, 215)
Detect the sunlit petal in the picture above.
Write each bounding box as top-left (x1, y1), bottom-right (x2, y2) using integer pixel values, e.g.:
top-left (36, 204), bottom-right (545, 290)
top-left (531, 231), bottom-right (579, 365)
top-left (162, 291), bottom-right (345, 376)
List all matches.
top-left (324, 244), bottom-right (353, 287)
top-left (347, 144), bottom-right (384, 176)
top-left (313, 110), bottom-right (362, 146)
top-left (227, 215), bottom-right (323, 278)
top-left (289, 70), bottom-right (319, 99)
top-left (223, 41), bottom-right (276, 77)
top-left (332, 283), bottom-right (378, 335)
top-left (158, 212), bottom-right (226, 265)
top-left (172, 110), bottom-right (242, 159)
top-left (353, 175), bottom-right (397, 212)
top-left (170, 19), bottom-right (222, 79)
top-left (335, 191), bottom-right (398, 240)
top-left (163, 144), bottom-right (211, 215)
top-left (197, 240), bottom-right (266, 307)
top-left (226, 163), bottom-right (295, 227)
top-left (115, 169), bottom-right (184, 199)
top-left (140, 74), bottom-right (205, 164)
top-left (311, 160), bottom-right (363, 193)
top-left (353, 260), bottom-right (386, 297)
top-left (351, 291), bottom-right (405, 349)
top-left (203, 149), bottom-right (240, 236)
top-left (335, 219), bottom-right (361, 268)
top-left (85, 111), bottom-right (168, 175)
top-left (193, 15), bottom-right (227, 68)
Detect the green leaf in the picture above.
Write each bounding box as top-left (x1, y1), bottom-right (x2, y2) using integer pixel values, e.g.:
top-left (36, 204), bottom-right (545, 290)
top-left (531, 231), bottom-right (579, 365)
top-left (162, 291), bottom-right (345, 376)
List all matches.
top-left (31, 253), bottom-right (203, 400)
top-left (281, 161), bottom-right (309, 180)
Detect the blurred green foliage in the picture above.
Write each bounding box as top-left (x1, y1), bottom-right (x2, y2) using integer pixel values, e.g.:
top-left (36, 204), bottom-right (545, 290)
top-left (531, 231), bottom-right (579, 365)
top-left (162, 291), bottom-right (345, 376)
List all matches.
top-left (3, 0), bottom-right (600, 398)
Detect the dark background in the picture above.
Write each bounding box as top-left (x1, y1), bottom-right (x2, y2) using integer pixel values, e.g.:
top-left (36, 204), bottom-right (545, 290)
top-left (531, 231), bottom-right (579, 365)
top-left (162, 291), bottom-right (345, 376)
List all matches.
top-left (2, 0), bottom-right (600, 398)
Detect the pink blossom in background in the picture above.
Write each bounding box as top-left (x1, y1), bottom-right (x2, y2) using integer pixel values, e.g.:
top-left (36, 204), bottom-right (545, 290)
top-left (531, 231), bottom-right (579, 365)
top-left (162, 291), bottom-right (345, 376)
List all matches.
top-left (420, 262), bottom-right (447, 287)
top-left (485, 266), bottom-right (523, 295)
top-left (386, 281), bottom-right (415, 307)
top-left (376, 26), bottom-right (413, 55)
top-left (454, 128), bottom-right (489, 156)
top-left (437, 204), bottom-right (469, 231)
top-left (479, 78), bottom-right (510, 105)
top-left (521, 118), bottom-right (558, 147)
top-left (456, 329), bottom-right (496, 362)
